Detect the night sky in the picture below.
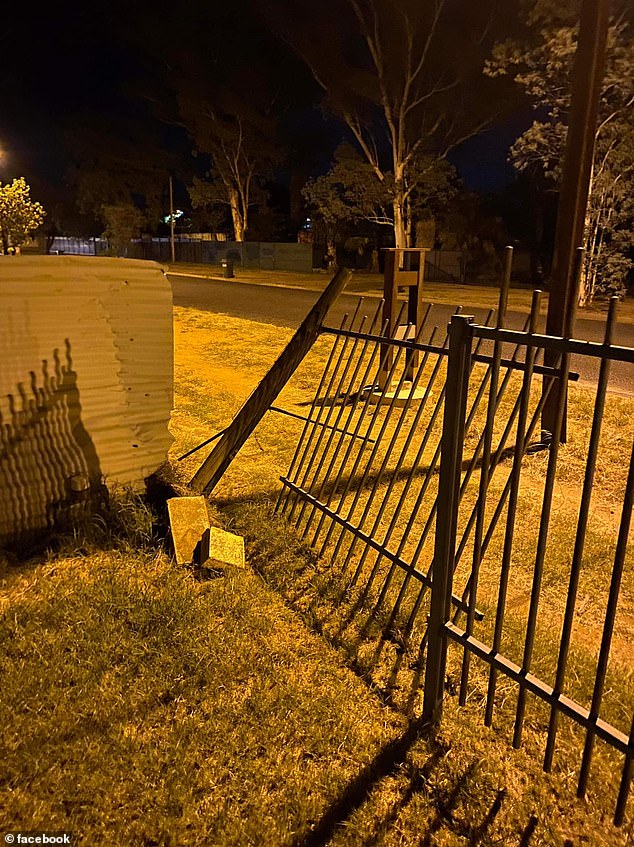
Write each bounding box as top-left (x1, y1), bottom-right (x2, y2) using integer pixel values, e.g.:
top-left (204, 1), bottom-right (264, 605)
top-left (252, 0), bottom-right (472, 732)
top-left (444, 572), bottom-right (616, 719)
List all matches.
top-left (1, 2), bottom-right (531, 223)
top-left (2, 8), bottom-right (123, 178)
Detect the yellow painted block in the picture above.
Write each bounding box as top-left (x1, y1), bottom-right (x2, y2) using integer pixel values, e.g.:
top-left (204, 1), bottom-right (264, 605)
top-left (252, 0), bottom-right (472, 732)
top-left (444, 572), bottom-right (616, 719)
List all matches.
top-left (206, 526), bottom-right (245, 569)
top-left (167, 495), bottom-right (210, 564)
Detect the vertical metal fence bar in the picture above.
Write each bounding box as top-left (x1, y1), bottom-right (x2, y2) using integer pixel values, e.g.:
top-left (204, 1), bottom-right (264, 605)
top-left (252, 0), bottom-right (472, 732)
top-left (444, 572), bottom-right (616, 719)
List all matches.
top-left (513, 252), bottom-right (583, 748)
top-left (324, 309), bottom-right (416, 568)
top-left (296, 312), bottom-right (376, 534)
top-left (615, 707), bottom-right (634, 826)
top-left (544, 297), bottom-right (617, 772)
top-left (337, 324), bottom-right (423, 574)
top-left (379, 313), bottom-right (498, 631)
top-left (376, 335), bottom-right (511, 631)
top-left (348, 311), bottom-right (467, 588)
top-left (276, 312), bottom-right (351, 513)
top-left (292, 308), bottom-right (369, 527)
top-left (304, 304), bottom-right (430, 541)
top-left (485, 291), bottom-right (542, 726)
top-left (276, 311), bottom-right (351, 514)
top-left (349, 312), bottom-right (496, 596)
top-left (349, 360), bottom-right (449, 595)
top-left (308, 310), bottom-right (390, 546)
top-left (354, 327), bottom-right (445, 607)
top-left (449, 314), bottom-right (534, 576)
top-left (513, 352), bottom-right (572, 748)
top-left (397, 312), bottom-right (496, 580)
top-left (471, 347), bottom-right (562, 573)
top-left (451, 333), bottom-right (547, 583)
top-left (422, 315), bottom-right (474, 728)
top-left (346, 325), bottom-right (440, 580)
top-left (286, 300), bottom-right (365, 523)
top-left (578, 436), bottom-right (634, 800)
top-left (458, 256), bottom-right (511, 705)
top-left (337, 320), bottom-right (440, 590)
top-left (400, 337), bottom-right (531, 654)
top-left (317, 306), bottom-right (412, 561)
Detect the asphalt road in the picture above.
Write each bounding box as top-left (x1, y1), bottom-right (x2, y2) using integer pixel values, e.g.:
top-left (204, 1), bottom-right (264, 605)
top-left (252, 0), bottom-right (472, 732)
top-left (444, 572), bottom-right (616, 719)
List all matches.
top-left (169, 274), bottom-right (634, 395)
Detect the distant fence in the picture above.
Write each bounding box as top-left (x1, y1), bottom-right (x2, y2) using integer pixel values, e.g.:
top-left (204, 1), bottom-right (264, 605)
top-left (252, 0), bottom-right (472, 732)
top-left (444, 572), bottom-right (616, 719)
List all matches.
top-left (47, 237), bottom-right (314, 273)
top-left (424, 249), bottom-right (465, 282)
top-left (46, 237), bottom-right (471, 279)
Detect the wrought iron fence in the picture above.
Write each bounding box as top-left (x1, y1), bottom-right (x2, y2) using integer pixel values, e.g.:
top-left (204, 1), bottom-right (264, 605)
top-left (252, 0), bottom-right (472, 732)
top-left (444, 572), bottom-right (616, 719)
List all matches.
top-left (427, 305), bottom-right (634, 827)
top-left (277, 288), bottom-right (634, 826)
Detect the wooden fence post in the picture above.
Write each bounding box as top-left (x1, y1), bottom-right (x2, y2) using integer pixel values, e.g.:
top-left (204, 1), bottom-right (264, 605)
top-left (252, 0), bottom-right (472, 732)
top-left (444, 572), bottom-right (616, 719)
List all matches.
top-left (191, 267), bottom-right (351, 496)
top-left (422, 314), bottom-right (473, 727)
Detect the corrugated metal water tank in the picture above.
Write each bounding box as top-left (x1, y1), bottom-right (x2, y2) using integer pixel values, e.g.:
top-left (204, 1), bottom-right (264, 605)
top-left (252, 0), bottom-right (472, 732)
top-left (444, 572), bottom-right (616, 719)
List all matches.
top-left (0, 256), bottom-right (173, 545)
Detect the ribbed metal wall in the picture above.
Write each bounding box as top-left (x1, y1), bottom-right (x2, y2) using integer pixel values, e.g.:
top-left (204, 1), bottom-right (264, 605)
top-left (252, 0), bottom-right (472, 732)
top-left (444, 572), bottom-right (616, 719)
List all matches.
top-left (0, 256), bottom-right (173, 544)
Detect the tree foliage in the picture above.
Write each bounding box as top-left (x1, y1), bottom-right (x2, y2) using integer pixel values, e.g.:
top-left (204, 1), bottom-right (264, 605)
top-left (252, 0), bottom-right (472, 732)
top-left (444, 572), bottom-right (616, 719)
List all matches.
top-left (117, 2), bottom-right (309, 243)
top-left (65, 115), bottom-right (180, 232)
top-left (266, 0), bottom-right (513, 249)
top-left (0, 177), bottom-right (46, 253)
top-left (181, 79), bottom-right (278, 242)
top-left (302, 143), bottom-right (457, 263)
top-left (101, 203), bottom-right (145, 256)
top-left (487, 0), bottom-right (634, 301)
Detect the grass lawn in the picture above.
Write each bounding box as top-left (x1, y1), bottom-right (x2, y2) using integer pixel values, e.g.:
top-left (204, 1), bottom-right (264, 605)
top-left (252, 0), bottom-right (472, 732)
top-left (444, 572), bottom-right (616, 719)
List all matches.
top-left (1, 298), bottom-right (633, 846)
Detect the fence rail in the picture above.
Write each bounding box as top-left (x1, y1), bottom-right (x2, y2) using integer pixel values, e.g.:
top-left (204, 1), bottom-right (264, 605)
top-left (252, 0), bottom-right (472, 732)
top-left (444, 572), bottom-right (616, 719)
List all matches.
top-left (277, 285), bottom-right (634, 827)
top-left (426, 305), bottom-right (634, 827)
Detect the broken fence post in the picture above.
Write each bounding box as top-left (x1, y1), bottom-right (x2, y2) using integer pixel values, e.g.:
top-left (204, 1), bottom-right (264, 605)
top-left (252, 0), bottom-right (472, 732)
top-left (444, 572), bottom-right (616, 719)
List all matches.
top-left (191, 267), bottom-right (352, 496)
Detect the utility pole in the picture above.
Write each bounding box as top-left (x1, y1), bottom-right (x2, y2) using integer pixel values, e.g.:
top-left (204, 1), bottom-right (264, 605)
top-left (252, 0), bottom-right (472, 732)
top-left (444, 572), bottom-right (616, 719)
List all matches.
top-left (169, 175), bottom-right (176, 264)
top-left (542, 0), bottom-right (609, 440)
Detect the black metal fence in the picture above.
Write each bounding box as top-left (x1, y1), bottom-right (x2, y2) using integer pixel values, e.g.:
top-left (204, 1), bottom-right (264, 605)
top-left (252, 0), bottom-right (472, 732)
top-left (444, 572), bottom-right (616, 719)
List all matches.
top-left (277, 288), bottom-right (634, 826)
top-left (426, 306), bottom-right (634, 827)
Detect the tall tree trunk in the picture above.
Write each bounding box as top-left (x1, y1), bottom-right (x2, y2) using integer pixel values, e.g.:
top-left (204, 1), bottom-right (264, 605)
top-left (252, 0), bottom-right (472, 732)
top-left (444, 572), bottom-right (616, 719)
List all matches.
top-left (229, 187), bottom-right (245, 242)
top-left (405, 193), bottom-right (412, 249)
top-left (578, 160), bottom-right (597, 305)
top-left (393, 197), bottom-right (407, 250)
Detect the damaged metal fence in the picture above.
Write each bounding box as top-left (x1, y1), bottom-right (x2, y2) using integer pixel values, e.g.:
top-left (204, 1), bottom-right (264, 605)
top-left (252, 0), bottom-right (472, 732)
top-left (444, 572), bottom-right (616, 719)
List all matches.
top-left (277, 283), bottom-right (634, 826)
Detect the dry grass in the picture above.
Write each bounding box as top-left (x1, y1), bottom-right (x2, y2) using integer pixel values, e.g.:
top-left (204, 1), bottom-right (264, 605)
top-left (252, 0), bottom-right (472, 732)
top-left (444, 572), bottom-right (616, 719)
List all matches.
top-left (167, 303), bottom-right (634, 843)
top-left (1, 301), bottom-right (633, 845)
top-left (4, 534), bottom-right (630, 846)
top-left (0, 545), bottom-right (408, 846)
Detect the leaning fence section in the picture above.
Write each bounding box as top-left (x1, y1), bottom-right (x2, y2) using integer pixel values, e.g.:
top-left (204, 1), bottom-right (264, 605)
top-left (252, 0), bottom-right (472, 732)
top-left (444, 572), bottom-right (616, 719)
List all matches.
top-left (277, 288), bottom-right (634, 827)
top-left (277, 297), bottom-right (454, 705)
top-left (276, 284), bottom-right (528, 705)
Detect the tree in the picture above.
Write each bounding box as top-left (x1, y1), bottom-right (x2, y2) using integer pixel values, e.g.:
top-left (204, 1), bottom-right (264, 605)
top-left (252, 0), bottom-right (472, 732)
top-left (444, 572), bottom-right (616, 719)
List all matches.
top-left (101, 203), bottom-right (145, 257)
top-left (114, 1), bottom-right (305, 244)
top-left (65, 114), bottom-right (182, 234)
top-left (182, 86), bottom-right (276, 242)
top-left (302, 143), bottom-right (457, 264)
top-left (301, 144), bottom-right (391, 265)
top-left (0, 177), bottom-right (46, 253)
top-left (265, 0), bottom-right (512, 249)
top-left (487, 0), bottom-right (634, 302)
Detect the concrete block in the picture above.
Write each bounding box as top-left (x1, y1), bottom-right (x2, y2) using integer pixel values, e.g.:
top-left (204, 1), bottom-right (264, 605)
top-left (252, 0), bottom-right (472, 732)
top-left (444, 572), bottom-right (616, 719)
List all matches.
top-left (204, 526), bottom-right (245, 569)
top-left (167, 495), bottom-right (210, 564)
top-left (167, 495), bottom-right (245, 569)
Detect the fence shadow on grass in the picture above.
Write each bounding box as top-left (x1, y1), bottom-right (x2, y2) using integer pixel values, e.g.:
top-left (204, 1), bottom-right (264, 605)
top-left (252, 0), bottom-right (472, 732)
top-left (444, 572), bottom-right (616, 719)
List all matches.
top-left (290, 725), bottom-right (446, 847)
top-left (291, 733), bottom-right (515, 847)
